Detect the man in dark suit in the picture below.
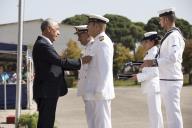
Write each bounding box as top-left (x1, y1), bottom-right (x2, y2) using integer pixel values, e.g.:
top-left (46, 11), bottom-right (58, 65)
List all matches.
top-left (32, 18), bottom-right (81, 128)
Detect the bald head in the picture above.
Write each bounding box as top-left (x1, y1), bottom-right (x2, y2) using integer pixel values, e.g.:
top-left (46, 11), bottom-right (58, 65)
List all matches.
top-left (41, 18), bottom-right (58, 32)
top-left (41, 18), bottom-right (60, 42)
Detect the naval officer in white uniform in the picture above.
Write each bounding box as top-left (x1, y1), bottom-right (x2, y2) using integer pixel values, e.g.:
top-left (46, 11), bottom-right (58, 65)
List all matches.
top-left (74, 25), bottom-right (94, 96)
top-left (74, 25), bottom-right (96, 98)
top-left (141, 8), bottom-right (185, 128)
top-left (77, 14), bottom-right (115, 128)
top-left (131, 32), bottom-right (164, 128)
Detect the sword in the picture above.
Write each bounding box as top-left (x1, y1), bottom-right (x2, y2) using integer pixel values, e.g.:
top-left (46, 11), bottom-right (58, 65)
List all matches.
top-left (117, 61), bottom-right (143, 79)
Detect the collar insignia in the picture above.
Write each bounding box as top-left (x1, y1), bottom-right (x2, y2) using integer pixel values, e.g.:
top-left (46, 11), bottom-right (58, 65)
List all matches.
top-left (99, 36), bottom-right (104, 41)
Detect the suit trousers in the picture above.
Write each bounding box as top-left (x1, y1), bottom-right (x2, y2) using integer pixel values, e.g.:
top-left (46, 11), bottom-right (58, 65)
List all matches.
top-left (160, 81), bottom-right (183, 128)
top-left (83, 99), bottom-right (112, 128)
top-left (146, 92), bottom-right (164, 128)
top-left (35, 97), bottom-right (58, 128)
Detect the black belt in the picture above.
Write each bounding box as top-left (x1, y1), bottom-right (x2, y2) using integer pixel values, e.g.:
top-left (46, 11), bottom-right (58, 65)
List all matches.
top-left (160, 79), bottom-right (183, 81)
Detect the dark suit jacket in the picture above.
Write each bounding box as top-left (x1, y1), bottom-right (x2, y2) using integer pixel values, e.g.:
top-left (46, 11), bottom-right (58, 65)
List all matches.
top-left (32, 36), bottom-right (81, 99)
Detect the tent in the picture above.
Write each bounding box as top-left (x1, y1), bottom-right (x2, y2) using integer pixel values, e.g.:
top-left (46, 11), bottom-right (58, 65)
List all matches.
top-left (0, 42), bottom-right (33, 109)
top-left (0, 42), bottom-right (27, 62)
top-left (0, 42), bottom-right (27, 51)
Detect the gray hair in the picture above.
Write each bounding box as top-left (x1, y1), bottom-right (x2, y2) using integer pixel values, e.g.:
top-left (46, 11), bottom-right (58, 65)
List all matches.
top-left (41, 18), bottom-right (58, 32)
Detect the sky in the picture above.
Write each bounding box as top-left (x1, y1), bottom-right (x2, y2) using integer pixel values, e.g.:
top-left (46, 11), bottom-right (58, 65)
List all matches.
top-left (0, 0), bottom-right (192, 25)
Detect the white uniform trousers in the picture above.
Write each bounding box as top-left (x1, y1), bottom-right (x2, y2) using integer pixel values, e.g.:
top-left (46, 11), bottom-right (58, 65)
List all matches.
top-left (83, 100), bottom-right (112, 128)
top-left (160, 81), bottom-right (183, 128)
top-left (146, 92), bottom-right (164, 128)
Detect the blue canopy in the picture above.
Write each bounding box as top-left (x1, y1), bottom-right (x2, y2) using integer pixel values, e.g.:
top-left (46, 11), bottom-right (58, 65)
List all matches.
top-left (0, 42), bottom-right (28, 62)
top-left (0, 42), bottom-right (27, 52)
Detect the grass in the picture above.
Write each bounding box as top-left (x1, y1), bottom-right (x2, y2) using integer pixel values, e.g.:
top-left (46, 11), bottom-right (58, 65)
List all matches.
top-left (69, 74), bottom-right (191, 88)
top-left (114, 79), bottom-right (140, 87)
top-left (115, 74), bottom-right (191, 87)
top-left (183, 74), bottom-right (190, 86)
top-left (18, 113), bottom-right (58, 128)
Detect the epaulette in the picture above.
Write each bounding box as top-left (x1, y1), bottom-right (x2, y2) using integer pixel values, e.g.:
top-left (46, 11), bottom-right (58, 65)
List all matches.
top-left (99, 36), bottom-right (104, 41)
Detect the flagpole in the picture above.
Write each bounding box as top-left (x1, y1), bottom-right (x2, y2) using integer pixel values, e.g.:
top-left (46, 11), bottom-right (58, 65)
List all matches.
top-left (15, 0), bottom-right (24, 127)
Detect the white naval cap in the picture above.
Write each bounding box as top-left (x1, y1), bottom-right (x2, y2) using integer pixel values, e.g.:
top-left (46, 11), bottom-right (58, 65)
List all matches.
top-left (142, 31), bottom-right (161, 41)
top-left (74, 25), bottom-right (88, 34)
top-left (85, 14), bottom-right (109, 23)
top-left (158, 7), bottom-right (176, 17)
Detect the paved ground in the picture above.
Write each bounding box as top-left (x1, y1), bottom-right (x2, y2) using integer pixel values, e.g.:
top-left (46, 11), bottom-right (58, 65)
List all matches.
top-left (0, 86), bottom-right (192, 128)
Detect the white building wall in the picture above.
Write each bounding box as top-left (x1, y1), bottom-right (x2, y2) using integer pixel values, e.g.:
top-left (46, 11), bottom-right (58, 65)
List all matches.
top-left (0, 19), bottom-right (78, 54)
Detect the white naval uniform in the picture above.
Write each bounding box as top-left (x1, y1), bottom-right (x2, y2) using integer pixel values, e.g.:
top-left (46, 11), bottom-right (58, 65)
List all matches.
top-left (77, 32), bottom-right (115, 128)
top-left (157, 28), bottom-right (185, 128)
top-left (137, 46), bottom-right (164, 128)
top-left (77, 39), bottom-right (94, 96)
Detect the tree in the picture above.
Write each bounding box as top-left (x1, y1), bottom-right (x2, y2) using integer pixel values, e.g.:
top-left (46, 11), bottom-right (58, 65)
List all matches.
top-left (61, 39), bottom-right (81, 79)
top-left (61, 39), bottom-right (81, 59)
top-left (134, 22), bottom-right (145, 30)
top-left (129, 24), bottom-right (144, 52)
top-left (144, 17), bottom-right (164, 36)
top-left (104, 14), bottom-right (131, 43)
top-left (104, 14), bottom-right (144, 50)
top-left (113, 43), bottom-right (133, 76)
top-left (145, 17), bottom-right (192, 39)
top-left (176, 19), bottom-right (192, 39)
top-left (134, 45), bottom-right (145, 61)
top-left (62, 14), bottom-right (88, 25)
top-left (183, 39), bottom-right (192, 84)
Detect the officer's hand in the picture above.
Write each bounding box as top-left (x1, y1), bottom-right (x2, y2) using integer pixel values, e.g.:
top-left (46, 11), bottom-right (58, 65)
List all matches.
top-left (140, 60), bottom-right (153, 69)
top-left (82, 56), bottom-right (92, 64)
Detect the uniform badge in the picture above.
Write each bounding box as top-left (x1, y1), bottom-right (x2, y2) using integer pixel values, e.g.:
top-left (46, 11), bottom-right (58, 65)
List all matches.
top-left (99, 36), bottom-right (104, 41)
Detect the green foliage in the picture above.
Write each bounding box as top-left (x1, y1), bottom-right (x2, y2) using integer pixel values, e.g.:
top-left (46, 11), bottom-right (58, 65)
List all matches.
top-left (104, 14), bottom-right (144, 50)
top-left (61, 40), bottom-right (81, 79)
top-left (129, 24), bottom-right (144, 42)
top-left (114, 79), bottom-right (139, 86)
top-left (19, 113), bottom-right (38, 128)
top-left (113, 43), bottom-right (133, 75)
top-left (61, 39), bottom-right (81, 59)
top-left (104, 14), bottom-right (131, 42)
top-left (134, 22), bottom-right (145, 30)
top-left (18, 113), bottom-right (58, 128)
top-left (183, 74), bottom-right (190, 86)
top-left (183, 39), bottom-right (192, 84)
top-left (65, 76), bottom-right (76, 88)
top-left (145, 17), bottom-right (192, 39)
top-left (176, 18), bottom-right (192, 39)
top-left (60, 14), bottom-right (192, 81)
top-left (144, 17), bottom-right (164, 35)
top-left (62, 14), bottom-right (88, 25)
top-left (114, 74), bottom-right (190, 86)
top-left (134, 45), bottom-right (145, 61)
top-left (183, 40), bottom-right (192, 73)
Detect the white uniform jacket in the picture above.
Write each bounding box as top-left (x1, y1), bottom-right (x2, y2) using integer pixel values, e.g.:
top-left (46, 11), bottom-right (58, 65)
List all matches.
top-left (77, 32), bottom-right (115, 100)
top-left (77, 39), bottom-right (94, 96)
top-left (137, 46), bottom-right (160, 94)
top-left (158, 29), bottom-right (185, 80)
